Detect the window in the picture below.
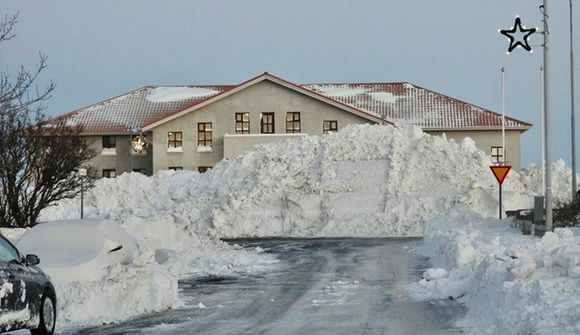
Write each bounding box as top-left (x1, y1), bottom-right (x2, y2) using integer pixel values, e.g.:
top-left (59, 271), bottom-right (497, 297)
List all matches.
top-left (198, 122), bottom-right (212, 147)
top-left (102, 136), bottom-right (116, 149)
top-left (168, 132), bottom-right (182, 149)
top-left (235, 113), bottom-right (250, 134)
top-left (168, 166), bottom-right (183, 171)
top-left (132, 168), bottom-right (146, 174)
top-left (261, 113), bottom-right (275, 134)
top-left (323, 120), bottom-right (338, 134)
top-left (0, 235), bottom-right (20, 263)
top-left (198, 166), bottom-right (212, 173)
top-left (491, 146), bottom-right (504, 164)
top-left (102, 169), bottom-right (116, 178)
top-left (286, 112), bottom-right (301, 133)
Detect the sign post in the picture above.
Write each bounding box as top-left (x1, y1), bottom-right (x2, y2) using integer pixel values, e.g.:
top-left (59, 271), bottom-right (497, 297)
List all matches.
top-left (490, 165), bottom-right (511, 219)
top-left (78, 168), bottom-right (87, 219)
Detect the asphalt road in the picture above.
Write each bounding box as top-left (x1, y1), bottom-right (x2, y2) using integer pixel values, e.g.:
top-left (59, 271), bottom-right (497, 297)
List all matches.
top-left (66, 238), bottom-right (465, 335)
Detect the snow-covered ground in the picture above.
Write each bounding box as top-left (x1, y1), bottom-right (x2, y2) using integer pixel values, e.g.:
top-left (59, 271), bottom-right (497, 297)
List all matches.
top-left (411, 212), bottom-right (579, 334)
top-left (2, 124), bottom-right (578, 332)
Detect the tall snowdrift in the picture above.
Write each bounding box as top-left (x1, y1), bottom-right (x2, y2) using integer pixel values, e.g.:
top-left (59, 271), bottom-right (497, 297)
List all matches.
top-left (44, 124), bottom-right (525, 238)
top-left (43, 125), bottom-right (575, 239)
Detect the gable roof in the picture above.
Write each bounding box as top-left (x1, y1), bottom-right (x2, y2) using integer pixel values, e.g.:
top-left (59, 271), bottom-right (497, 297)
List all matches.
top-left (141, 73), bottom-right (387, 130)
top-left (52, 73), bottom-right (531, 135)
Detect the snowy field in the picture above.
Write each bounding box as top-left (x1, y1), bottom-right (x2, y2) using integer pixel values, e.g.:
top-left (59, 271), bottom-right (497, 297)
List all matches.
top-left (2, 124), bottom-right (579, 334)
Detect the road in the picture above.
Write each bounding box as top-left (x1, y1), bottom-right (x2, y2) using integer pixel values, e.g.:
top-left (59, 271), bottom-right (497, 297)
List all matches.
top-left (67, 238), bottom-right (465, 334)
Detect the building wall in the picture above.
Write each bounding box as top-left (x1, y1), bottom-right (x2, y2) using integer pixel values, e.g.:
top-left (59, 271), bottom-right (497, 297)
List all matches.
top-left (150, 80), bottom-right (374, 172)
top-left (425, 129), bottom-right (523, 170)
top-left (86, 134), bottom-right (153, 178)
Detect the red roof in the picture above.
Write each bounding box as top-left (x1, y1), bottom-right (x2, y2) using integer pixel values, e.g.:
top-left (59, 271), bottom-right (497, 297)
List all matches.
top-left (53, 85), bottom-right (233, 134)
top-left (304, 82), bottom-right (532, 130)
top-left (52, 74), bottom-right (531, 134)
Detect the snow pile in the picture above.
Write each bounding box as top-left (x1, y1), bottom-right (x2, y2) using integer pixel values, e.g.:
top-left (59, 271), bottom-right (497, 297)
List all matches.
top-left (41, 124), bottom-right (577, 240)
top-left (14, 220), bottom-right (178, 325)
top-left (146, 86), bottom-right (218, 102)
top-left (411, 212), bottom-right (580, 335)
top-left (44, 125), bottom-right (497, 238)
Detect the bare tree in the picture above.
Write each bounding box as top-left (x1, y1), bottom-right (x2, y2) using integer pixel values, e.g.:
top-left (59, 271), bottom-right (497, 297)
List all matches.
top-left (0, 13), bottom-right (95, 228)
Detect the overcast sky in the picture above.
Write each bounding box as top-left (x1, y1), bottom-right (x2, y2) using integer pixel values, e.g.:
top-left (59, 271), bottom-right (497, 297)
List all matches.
top-left (1, 0), bottom-right (579, 167)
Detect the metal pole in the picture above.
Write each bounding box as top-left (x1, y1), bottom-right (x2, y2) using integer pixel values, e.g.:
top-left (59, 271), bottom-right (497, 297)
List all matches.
top-left (543, 0), bottom-right (553, 231)
top-left (502, 67), bottom-right (506, 164)
top-left (130, 130), bottom-right (133, 173)
top-left (571, 0), bottom-right (577, 199)
top-left (80, 177), bottom-right (84, 219)
top-left (541, 66), bottom-right (546, 195)
top-left (499, 183), bottom-right (503, 219)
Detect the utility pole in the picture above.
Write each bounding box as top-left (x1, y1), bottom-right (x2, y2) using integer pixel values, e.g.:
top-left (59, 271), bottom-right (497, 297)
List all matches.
top-left (543, 0), bottom-right (553, 232)
top-left (570, 0), bottom-right (577, 199)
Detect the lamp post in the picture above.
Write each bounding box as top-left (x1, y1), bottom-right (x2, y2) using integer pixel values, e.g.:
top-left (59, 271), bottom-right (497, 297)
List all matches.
top-left (542, 0), bottom-right (553, 232)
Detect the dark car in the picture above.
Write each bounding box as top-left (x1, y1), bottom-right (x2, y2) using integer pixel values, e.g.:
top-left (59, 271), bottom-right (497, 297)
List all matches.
top-left (0, 234), bottom-right (56, 335)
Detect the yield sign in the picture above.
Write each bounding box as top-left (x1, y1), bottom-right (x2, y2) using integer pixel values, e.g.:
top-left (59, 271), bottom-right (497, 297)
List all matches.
top-left (490, 165), bottom-right (512, 185)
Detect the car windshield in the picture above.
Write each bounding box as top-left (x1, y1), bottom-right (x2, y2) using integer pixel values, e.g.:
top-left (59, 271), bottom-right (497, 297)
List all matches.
top-left (0, 235), bottom-right (20, 263)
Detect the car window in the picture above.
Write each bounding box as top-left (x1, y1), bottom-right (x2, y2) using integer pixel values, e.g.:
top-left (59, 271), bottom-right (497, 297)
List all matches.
top-left (0, 235), bottom-right (20, 263)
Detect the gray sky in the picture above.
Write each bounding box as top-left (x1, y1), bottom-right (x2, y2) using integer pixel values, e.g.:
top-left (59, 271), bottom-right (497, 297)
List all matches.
top-left (1, 0), bottom-right (579, 167)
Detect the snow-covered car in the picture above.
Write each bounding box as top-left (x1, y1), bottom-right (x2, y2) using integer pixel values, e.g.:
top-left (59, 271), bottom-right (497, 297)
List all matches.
top-left (0, 234), bottom-right (56, 335)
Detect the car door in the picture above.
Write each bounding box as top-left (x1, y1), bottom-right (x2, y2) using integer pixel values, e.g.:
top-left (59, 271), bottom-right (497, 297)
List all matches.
top-left (0, 236), bottom-right (26, 330)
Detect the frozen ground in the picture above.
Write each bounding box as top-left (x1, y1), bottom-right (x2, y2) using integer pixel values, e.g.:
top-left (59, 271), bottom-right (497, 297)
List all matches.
top-left (60, 238), bottom-right (465, 335)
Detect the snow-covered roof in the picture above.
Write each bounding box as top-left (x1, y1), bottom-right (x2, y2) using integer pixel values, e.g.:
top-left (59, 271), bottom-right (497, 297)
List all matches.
top-left (303, 83), bottom-right (532, 130)
top-left (52, 85), bottom-right (233, 134)
top-left (52, 74), bottom-right (531, 134)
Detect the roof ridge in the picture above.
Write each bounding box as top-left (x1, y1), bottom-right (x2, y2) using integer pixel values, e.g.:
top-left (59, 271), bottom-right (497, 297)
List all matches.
top-left (147, 84), bottom-right (237, 88)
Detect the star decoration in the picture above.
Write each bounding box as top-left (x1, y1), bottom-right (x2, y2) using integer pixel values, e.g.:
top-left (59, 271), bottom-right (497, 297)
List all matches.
top-left (500, 17), bottom-right (537, 53)
top-left (131, 134), bottom-right (149, 154)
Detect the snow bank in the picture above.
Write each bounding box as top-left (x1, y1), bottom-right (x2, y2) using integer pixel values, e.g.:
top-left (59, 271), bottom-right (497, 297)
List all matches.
top-left (15, 220), bottom-right (178, 325)
top-left (411, 211), bottom-right (580, 334)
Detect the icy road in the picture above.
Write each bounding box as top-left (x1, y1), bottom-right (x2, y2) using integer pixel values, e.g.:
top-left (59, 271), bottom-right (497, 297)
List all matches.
top-left (68, 238), bottom-right (465, 334)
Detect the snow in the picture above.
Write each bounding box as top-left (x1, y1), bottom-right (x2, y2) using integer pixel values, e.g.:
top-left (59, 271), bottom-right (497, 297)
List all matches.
top-left (368, 91), bottom-right (398, 104)
top-left (308, 84), bottom-right (369, 97)
top-left (146, 87), bottom-right (218, 103)
top-left (3, 124), bottom-right (578, 331)
top-left (15, 219), bottom-right (178, 325)
top-left (410, 213), bottom-right (580, 335)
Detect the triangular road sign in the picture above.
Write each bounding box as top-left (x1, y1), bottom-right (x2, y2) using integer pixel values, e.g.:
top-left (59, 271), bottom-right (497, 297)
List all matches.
top-left (490, 165), bottom-right (512, 185)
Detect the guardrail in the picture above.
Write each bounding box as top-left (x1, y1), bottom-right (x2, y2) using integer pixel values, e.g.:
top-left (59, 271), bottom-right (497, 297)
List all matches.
top-left (507, 195), bottom-right (579, 236)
